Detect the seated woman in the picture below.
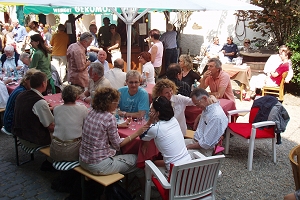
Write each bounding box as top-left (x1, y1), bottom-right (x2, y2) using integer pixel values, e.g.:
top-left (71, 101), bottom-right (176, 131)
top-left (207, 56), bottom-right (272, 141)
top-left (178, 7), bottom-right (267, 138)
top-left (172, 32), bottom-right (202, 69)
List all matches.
top-left (152, 79), bottom-right (194, 136)
top-left (179, 54), bottom-right (201, 88)
top-left (245, 47), bottom-right (291, 100)
top-left (3, 68), bottom-right (39, 132)
top-left (139, 51), bottom-right (155, 84)
top-left (141, 96), bottom-right (192, 173)
top-left (79, 87), bottom-right (145, 178)
top-left (50, 85), bottom-right (88, 161)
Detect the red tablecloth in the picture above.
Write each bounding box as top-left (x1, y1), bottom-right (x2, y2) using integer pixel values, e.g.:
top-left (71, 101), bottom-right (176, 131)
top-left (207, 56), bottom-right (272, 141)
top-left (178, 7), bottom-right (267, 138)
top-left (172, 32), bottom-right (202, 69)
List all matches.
top-left (6, 82), bottom-right (19, 94)
top-left (185, 99), bottom-right (236, 128)
top-left (43, 93), bottom-right (90, 108)
top-left (118, 122), bottom-right (159, 168)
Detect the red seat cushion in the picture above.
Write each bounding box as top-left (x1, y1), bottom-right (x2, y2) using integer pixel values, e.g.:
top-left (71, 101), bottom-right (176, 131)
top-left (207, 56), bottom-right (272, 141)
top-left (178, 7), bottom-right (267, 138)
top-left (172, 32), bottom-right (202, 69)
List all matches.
top-left (228, 123), bottom-right (275, 139)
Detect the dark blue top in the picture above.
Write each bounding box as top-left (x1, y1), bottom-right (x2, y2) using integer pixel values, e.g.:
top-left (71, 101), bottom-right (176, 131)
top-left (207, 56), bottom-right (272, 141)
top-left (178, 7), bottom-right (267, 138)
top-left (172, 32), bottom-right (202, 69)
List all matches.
top-left (3, 85), bottom-right (26, 133)
top-left (221, 43), bottom-right (238, 61)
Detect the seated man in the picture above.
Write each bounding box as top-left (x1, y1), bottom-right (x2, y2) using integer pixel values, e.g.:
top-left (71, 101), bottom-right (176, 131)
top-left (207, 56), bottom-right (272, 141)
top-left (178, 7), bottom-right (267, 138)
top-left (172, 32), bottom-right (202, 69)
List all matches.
top-left (185, 88), bottom-right (228, 157)
top-left (19, 52), bottom-right (30, 76)
top-left (166, 63), bottom-right (191, 97)
top-left (94, 49), bottom-right (110, 74)
top-left (1, 45), bottom-right (24, 75)
top-left (220, 36), bottom-right (238, 63)
top-left (245, 45), bottom-right (292, 99)
top-left (13, 71), bottom-right (54, 148)
top-left (80, 62), bottom-right (111, 104)
top-left (198, 37), bottom-right (222, 74)
top-left (118, 70), bottom-right (149, 119)
top-left (199, 58), bottom-right (235, 103)
top-left (104, 58), bottom-right (126, 89)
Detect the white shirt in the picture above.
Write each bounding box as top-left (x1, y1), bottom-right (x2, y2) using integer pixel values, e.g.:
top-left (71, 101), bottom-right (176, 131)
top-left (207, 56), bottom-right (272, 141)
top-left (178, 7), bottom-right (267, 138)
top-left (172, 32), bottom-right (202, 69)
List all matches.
top-left (170, 94), bottom-right (194, 135)
top-left (94, 59), bottom-right (110, 74)
top-left (104, 68), bottom-right (126, 89)
top-left (264, 54), bottom-right (293, 82)
top-left (0, 81), bottom-right (9, 108)
top-left (142, 62), bottom-right (155, 84)
top-left (141, 117), bottom-right (192, 170)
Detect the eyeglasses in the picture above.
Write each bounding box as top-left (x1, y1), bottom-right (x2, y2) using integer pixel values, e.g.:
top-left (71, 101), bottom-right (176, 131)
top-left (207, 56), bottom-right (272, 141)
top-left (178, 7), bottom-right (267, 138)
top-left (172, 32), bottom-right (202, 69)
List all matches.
top-left (155, 96), bottom-right (161, 102)
top-left (128, 81), bottom-right (140, 85)
top-left (244, 42), bottom-right (250, 44)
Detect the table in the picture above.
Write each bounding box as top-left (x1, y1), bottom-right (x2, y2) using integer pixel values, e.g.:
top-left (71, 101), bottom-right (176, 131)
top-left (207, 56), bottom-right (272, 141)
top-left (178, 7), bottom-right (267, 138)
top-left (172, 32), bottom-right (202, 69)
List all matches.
top-left (222, 64), bottom-right (252, 101)
top-left (118, 123), bottom-right (159, 169)
top-left (239, 50), bottom-right (275, 63)
top-left (43, 93), bottom-right (90, 108)
top-left (6, 81), bottom-right (19, 94)
top-left (185, 98), bottom-right (236, 129)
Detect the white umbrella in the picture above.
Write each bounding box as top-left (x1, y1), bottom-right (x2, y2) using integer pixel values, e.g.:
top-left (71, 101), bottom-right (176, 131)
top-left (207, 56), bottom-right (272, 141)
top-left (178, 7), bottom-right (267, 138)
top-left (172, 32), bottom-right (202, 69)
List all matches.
top-left (0, 0), bottom-right (262, 70)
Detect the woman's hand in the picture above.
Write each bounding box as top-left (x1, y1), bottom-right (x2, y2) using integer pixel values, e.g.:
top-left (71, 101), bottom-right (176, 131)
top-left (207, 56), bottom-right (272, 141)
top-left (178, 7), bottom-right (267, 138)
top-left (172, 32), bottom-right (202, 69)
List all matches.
top-left (147, 111), bottom-right (158, 125)
top-left (118, 121), bottom-right (129, 129)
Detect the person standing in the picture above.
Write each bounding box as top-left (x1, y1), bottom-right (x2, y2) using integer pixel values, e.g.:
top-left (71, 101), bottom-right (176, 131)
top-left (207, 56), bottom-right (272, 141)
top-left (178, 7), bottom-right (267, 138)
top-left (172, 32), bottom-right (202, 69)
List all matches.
top-left (50, 24), bottom-right (69, 83)
top-left (148, 29), bottom-right (163, 81)
top-left (107, 24), bottom-right (121, 64)
top-left (12, 19), bottom-right (27, 53)
top-left (29, 34), bottom-right (55, 94)
top-left (67, 32), bottom-right (93, 89)
top-left (160, 23), bottom-right (178, 71)
top-left (97, 17), bottom-right (111, 48)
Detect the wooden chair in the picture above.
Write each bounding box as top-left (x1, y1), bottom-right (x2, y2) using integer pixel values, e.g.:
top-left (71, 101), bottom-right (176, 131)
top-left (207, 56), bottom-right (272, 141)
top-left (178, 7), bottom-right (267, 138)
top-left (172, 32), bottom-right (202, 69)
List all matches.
top-left (225, 107), bottom-right (276, 171)
top-left (262, 71), bottom-right (288, 101)
top-left (289, 145), bottom-right (300, 190)
top-left (144, 152), bottom-right (225, 200)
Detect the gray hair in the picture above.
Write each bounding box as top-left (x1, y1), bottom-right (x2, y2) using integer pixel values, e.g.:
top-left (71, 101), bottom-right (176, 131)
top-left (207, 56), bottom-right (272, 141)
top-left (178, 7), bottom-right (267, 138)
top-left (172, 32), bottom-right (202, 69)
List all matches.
top-left (20, 52), bottom-right (30, 60)
top-left (90, 62), bottom-right (104, 77)
top-left (80, 32), bottom-right (93, 42)
top-left (208, 58), bottom-right (222, 70)
top-left (126, 70), bottom-right (141, 81)
top-left (4, 45), bottom-right (14, 52)
top-left (114, 58), bottom-right (124, 69)
top-left (190, 88), bottom-right (209, 100)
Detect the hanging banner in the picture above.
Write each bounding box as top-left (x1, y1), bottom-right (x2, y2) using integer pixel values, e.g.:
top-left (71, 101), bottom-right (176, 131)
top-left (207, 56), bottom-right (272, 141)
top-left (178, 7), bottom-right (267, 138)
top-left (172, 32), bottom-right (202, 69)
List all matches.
top-left (24, 6), bottom-right (115, 15)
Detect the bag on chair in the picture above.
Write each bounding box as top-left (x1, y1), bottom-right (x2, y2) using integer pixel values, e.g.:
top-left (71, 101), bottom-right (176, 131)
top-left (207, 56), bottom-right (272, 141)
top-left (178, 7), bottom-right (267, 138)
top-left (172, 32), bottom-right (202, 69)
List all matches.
top-left (105, 182), bottom-right (135, 200)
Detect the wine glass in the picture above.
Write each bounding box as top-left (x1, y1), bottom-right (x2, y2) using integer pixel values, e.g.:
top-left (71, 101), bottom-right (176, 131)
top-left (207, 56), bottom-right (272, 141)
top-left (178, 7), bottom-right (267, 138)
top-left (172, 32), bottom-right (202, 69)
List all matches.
top-left (131, 118), bottom-right (137, 130)
top-left (126, 115), bottom-right (132, 129)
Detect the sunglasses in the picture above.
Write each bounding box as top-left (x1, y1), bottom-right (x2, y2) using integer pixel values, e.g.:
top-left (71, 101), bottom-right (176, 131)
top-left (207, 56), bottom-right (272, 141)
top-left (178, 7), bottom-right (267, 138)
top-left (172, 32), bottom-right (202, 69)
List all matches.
top-left (244, 42), bottom-right (250, 44)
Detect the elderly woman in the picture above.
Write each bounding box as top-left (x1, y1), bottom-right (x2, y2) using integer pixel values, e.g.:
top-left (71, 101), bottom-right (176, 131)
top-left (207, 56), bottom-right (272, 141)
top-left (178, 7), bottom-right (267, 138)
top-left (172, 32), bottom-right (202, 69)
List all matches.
top-left (179, 54), bottom-right (201, 88)
top-left (80, 62), bottom-right (111, 104)
top-left (141, 96), bottom-right (191, 172)
top-left (107, 24), bottom-right (121, 64)
top-left (152, 79), bottom-right (194, 136)
top-left (50, 85), bottom-right (88, 161)
top-left (30, 34), bottom-right (55, 94)
top-left (3, 68), bottom-right (39, 133)
top-left (148, 29), bottom-right (163, 81)
top-left (79, 87), bottom-right (145, 177)
top-left (240, 38), bottom-right (252, 53)
top-left (139, 51), bottom-right (155, 84)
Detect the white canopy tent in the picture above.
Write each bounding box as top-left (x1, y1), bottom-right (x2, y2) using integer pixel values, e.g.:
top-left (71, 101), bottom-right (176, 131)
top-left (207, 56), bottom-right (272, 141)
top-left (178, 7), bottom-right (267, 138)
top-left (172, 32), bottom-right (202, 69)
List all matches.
top-left (0, 0), bottom-right (263, 71)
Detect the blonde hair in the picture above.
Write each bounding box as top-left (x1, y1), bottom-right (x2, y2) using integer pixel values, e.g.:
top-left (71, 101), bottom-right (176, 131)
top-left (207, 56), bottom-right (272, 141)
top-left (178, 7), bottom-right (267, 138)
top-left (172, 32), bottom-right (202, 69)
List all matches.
top-left (152, 79), bottom-right (178, 99)
top-left (179, 54), bottom-right (193, 70)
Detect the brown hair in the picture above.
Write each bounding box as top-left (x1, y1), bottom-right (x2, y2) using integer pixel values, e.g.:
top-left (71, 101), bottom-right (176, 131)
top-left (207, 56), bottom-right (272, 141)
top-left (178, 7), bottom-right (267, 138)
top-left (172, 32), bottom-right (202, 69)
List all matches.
top-left (139, 51), bottom-right (151, 62)
top-left (152, 78), bottom-right (178, 99)
top-left (92, 87), bottom-right (120, 112)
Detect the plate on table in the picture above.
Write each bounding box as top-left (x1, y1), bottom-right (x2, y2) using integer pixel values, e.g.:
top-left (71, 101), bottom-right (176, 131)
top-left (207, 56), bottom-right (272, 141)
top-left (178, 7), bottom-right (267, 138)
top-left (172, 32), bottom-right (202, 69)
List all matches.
top-left (7, 82), bottom-right (17, 85)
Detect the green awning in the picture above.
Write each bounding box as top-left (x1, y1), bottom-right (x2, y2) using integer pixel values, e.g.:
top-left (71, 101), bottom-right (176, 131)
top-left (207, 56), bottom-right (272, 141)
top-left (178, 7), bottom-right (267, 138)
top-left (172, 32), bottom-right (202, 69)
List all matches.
top-left (23, 5), bottom-right (170, 15)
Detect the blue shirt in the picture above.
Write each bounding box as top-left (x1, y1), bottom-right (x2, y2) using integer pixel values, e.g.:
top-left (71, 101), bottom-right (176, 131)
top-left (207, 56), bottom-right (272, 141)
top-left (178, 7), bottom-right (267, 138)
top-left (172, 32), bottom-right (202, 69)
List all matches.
top-left (13, 25), bottom-right (27, 42)
top-left (160, 31), bottom-right (177, 49)
top-left (221, 43), bottom-right (238, 61)
top-left (3, 85), bottom-right (26, 132)
top-left (118, 86), bottom-right (149, 114)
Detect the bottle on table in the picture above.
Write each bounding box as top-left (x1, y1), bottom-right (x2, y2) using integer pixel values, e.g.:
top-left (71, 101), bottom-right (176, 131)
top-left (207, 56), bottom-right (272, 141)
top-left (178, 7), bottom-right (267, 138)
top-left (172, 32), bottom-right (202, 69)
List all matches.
top-left (141, 72), bottom-right (147, 87)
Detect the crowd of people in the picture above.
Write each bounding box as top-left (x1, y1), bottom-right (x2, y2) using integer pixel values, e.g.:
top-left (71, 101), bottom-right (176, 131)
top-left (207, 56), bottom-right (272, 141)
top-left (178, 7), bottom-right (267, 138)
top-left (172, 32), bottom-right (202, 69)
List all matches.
top-left (0, 18), bottom-right (295, 199)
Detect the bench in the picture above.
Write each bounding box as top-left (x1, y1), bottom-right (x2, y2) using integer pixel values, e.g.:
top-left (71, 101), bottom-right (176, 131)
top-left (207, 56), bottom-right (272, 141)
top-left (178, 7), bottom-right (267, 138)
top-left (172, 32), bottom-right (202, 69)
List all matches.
top-left (39, 147), bottom-right (124, 199)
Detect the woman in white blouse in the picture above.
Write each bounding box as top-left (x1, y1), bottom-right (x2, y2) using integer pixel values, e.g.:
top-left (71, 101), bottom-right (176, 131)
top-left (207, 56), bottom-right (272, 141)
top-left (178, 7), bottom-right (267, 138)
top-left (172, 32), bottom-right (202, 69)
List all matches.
top-left (152, 79), bottom-right (194, 136)
top-left (139, 51), bottom-right (155, 84)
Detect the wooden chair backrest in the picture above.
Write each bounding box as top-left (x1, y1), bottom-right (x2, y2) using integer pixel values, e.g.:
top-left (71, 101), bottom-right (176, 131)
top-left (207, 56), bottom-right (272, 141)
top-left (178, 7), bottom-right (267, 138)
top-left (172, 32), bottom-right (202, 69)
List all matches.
top-left (280, 72), bottom-right (288, 88)
top-left (289, 145), bottom-right (300, 190)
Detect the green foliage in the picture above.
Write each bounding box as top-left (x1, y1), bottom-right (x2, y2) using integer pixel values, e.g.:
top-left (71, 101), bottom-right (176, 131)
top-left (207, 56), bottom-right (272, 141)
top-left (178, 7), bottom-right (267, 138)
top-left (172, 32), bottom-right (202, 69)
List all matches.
top-left (286, 30), bottom-right (300, 85)
top-left (235, 0), bottom-right (300, 46)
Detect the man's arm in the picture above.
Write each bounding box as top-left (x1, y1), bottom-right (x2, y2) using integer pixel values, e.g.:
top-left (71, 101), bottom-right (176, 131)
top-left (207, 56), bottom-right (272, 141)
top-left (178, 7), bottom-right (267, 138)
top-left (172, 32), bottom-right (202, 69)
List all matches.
top-left (32, 100), bottom-right (54, 132)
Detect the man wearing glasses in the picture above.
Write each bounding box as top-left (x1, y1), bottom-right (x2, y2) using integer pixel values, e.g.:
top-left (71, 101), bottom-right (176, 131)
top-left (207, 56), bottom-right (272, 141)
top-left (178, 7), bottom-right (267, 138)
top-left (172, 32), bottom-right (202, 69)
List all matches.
top-left (117, 70), bottom-right (149, 119)
top-left (67, 32), bottom-right (93, 89)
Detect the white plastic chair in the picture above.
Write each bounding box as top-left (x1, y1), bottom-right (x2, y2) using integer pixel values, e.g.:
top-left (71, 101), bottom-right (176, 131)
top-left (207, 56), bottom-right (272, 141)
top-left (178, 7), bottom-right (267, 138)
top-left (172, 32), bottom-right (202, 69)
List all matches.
top-left (144, 152), bottom-right (225, 200)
